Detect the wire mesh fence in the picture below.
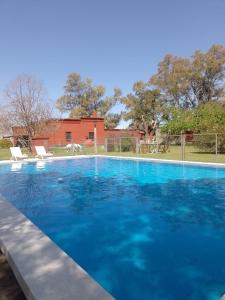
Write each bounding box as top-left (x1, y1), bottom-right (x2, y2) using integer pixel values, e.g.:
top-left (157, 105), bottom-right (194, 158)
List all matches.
top-left (46, 139), bottom-right (104, 156)
top-left (105, 137), bottom-right (138, 154)
top-left (104, 134), bottom-right (225, 163)
top-left (1, 134), bottom-right (225, 163)
top-left (184, 134), bottom-right (216, 162)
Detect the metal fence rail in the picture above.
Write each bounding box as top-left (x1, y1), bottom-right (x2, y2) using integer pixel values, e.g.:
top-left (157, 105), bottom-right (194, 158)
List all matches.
top-left (105, 137), bottom-right (138, 154)
top-left (105, 134), bottom-right (225, 163)
top-left (1, 134), bottom-right (225, 163)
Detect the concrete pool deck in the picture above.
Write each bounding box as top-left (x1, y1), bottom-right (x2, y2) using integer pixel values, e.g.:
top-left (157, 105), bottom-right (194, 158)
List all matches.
top-left (0, 196), bottom-right (114, 300)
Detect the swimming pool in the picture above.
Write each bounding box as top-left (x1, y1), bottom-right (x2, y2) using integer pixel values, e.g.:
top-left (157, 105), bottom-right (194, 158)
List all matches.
top-left (0, 157), bottom-right (225, 300)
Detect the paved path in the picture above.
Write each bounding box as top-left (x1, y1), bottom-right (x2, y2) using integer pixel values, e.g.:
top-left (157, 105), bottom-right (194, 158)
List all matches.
top-left (0, 251), bottom-right (26, 300)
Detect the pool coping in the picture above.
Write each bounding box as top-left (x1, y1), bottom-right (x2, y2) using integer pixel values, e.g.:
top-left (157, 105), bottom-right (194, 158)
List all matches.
top-left (1, 154), bottom-right (225, 168)
top-left (0, 196), bottom-right (114, 300)
top-left (97, 155), bottom-right (225, 168)
top-left (0, 155), bottom-right (94, 165)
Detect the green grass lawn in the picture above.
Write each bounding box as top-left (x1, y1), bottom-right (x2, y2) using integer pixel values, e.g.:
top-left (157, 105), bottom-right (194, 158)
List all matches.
top-left (105, 146), bottom-right (222, 163)
top-left (0, 149), bottom-right (11, 160)
top-left (1, 145), bottom-right (225, 164)
top-left (0, 147), bottom-right (97, 160)
top-left (51, 146), bottom-right (97, 156)
top-left (0, 148), bottom-right (30, 161)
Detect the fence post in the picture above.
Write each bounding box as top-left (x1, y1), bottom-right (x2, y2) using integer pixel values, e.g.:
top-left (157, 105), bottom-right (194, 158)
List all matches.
top-left (215, 133), bottom-right (218, 161)
top-left (181, 134), bottom-right (183, 160)
top-left (119, 138), bottom-right (121, 153)
top-left (136, 138), bottom-right (139, 156)
top-left (105, 138), bottom-right (107, 153)
top-left (181, 133), bottom-right (185, 161)
top-left (94, 124), bottom-right (97, 154)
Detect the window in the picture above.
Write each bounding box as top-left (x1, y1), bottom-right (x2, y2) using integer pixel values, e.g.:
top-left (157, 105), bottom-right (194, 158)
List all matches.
top-left (65, 131), bottom-right (72, 141)
top-left (88, 132), bottom-right (94, 140)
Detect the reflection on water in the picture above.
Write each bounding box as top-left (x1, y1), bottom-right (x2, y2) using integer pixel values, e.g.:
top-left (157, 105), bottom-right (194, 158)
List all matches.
top-left (1, 157), bottom-right (225, 300)
top-left (10, 162), bottom-right (22, 172)
top-left (36, 160), bottom-right (46, 169)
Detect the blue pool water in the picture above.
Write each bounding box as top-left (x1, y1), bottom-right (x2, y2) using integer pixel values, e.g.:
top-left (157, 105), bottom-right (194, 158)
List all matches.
top-left (1, 158), bottom-right (225, 300)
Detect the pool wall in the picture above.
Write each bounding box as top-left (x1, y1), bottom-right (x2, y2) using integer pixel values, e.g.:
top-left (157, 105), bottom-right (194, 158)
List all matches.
top-left (0, 196), bottom-right (114, 300)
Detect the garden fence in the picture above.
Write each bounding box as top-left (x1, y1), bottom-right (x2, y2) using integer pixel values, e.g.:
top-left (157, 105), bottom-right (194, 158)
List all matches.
top-left (105, 134), bottom-right (225, 163)
top-left (1, 134), bottom-right (225, 163)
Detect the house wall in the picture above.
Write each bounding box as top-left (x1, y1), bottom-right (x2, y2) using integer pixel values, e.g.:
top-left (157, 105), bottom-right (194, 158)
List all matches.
top-left (45, 118), bottom-right (106, 145)
top-left (105, 129), bottom-right (143, 139)
top-left (12, 117), bottom-right (142, 147)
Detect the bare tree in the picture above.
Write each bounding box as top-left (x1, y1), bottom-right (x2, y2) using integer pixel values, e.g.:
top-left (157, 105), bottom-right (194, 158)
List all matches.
top-left (0, 108), bottom-right (12, 137)
top-left (3, 74), bottom-right (52, 150)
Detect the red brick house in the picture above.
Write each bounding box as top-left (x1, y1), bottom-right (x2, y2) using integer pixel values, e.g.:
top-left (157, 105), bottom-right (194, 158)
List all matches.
top-left (46, 116), bottom-right (106, 145)
top-left (12, 115), bottom-right (143, 148)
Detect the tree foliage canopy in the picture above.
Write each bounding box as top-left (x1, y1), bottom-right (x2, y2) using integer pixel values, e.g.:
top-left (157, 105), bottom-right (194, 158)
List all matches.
top-left (162, 102), bottom-right (225, 134)
top-left (56, 73), bottom-right (121, 128)
top-left (122, 81), bottom-right (162, 137)
top-left (150, 44), bottom-right (225, 108)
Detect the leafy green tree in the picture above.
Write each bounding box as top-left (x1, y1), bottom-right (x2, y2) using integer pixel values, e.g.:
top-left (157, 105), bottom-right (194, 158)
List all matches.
top-left (56, 73), bottom-right (121, 128)
top-left (162, 102), bottom-right (225, 153)
top-left (150, 55), bottom-right (192, 107)
top-left (161, 107), bottom-right (196, 134)
top-left (194, 102), bottom-right (225, 133)
top-left (122, 81), bottom-right (162, 138)
top-left (150, 44), bottom-right (225, 108)
top-left (162, 102), bottom-right (225, 134)
top-left (104, 112), bottom-right (121, 129)
top-left (190, 44), bottom-right (225, 104)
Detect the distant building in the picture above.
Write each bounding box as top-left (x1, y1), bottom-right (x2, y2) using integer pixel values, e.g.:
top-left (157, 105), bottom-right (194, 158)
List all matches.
top-left (12, 114), bottom-right (143, 148)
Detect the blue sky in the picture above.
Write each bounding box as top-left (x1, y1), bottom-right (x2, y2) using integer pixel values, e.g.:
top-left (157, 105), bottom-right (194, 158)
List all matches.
top-left (0, 0), bottom-right (224, 126)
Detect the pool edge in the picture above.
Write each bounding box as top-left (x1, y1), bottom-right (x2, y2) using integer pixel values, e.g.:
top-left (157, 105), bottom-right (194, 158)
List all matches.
top-left (96, 155), bottom-right (225, 168)
top-left (0, 154), bottom-right (225, 168)
top-left (0, 196), bottom-right (114, 300)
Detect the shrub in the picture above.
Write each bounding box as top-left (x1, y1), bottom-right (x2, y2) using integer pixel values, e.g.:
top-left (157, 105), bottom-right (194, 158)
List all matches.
top-left (192, 135), bottom-right (216, 153)
top-left (121, 138), bottom-right (136, 152)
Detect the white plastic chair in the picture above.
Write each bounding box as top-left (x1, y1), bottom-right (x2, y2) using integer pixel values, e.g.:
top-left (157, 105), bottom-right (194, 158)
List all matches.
top-left (74, 144), bottom-right (82, 151)
top-left (65, 144), bottom-right (73, 152)
top-left (10, 147), bottom-right (28, 161)
top-left (35, 146), bottom-right (53, 159)
top-left (65, 143), bottom-right (82, 152)
top-left (77, 144), bottom-right (82, 150)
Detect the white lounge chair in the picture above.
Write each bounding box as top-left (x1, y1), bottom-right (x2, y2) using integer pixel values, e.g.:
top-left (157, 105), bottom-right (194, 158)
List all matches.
top-left (10, 147), bottom-right (28, 161)
top-left (35, 146), bottom-right (53, 159)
